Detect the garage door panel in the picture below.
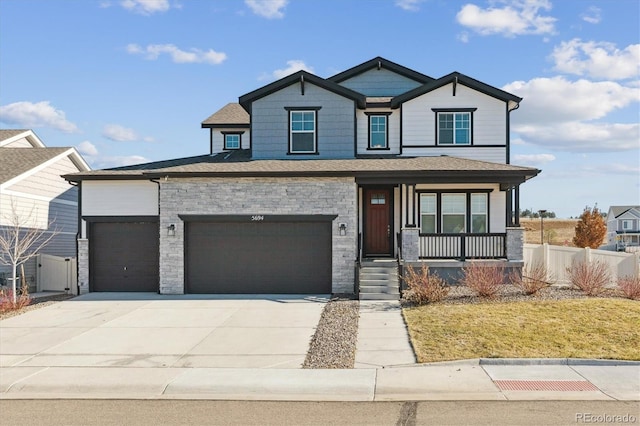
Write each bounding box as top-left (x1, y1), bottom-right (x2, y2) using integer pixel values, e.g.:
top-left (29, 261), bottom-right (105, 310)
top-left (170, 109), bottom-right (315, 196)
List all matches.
top-left (186, 221), bottom-right (331, 294)
top-left (90, 222), bottom-right (159, 292)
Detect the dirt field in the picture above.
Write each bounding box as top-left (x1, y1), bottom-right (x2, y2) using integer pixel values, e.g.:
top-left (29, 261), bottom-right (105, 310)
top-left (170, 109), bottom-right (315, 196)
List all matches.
top-left (520, 218), bottom-right (579, 246)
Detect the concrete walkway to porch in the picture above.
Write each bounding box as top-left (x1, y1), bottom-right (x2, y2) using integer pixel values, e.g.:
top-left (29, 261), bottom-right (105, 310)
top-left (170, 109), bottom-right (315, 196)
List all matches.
top-left (355, 301), bottom-right (416, 368)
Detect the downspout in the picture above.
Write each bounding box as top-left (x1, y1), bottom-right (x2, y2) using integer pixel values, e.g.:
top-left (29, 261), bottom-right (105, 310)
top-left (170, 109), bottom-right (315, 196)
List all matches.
top-left (506, 102), bottom-right (520, 164)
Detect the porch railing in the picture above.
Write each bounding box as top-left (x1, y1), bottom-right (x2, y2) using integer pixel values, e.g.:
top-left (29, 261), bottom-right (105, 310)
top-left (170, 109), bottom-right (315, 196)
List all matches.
top-left (419, 233), bottom-right (506, 260)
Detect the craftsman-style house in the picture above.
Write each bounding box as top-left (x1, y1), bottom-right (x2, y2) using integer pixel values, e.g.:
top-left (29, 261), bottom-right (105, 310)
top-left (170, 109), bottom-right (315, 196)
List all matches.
top-left (65, 57), bottom-right (539, 299)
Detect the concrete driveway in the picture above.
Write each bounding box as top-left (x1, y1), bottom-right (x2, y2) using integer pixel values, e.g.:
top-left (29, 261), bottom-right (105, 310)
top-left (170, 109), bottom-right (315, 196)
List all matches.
top-left (0, 293), bottom-right (328, 369)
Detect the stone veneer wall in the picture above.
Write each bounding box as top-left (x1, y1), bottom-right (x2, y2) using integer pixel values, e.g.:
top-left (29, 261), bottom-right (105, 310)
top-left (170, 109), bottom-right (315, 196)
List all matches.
top-left (506, 227), bottom-right (525, 261)
top-left (159, 177), bottom-right (357, 294)
top-left (77, 239), bottom-right (89, 294)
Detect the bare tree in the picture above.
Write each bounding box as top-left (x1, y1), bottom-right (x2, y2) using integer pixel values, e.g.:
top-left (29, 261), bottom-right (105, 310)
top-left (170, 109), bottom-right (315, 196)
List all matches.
top-left (0, 198), bottom-right (59, 303)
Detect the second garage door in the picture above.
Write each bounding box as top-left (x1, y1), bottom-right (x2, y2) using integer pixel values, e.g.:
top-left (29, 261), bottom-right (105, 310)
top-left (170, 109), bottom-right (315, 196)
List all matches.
top-left (186, 220), bottom-right (332, 294)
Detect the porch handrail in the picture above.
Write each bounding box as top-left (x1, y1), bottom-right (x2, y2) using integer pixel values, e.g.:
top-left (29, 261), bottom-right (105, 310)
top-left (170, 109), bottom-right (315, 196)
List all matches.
top-left (419, 232), bottom-right (506, 260)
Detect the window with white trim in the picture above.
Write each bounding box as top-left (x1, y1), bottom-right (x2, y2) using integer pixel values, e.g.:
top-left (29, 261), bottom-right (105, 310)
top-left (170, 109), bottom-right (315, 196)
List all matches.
top-left (438, 112), bottom-right (471, 145)
top-left (622, 220), bottom-right (632, 230)
top-left (290, 110), bottom-right (316, 153)
top-left (369, 115), bottom-right (387, 149)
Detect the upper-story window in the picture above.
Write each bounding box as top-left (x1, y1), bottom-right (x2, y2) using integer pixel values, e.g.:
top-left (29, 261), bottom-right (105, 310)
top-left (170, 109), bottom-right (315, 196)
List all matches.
top-left (432, 108), bottom-right (477, 145)
top-left (622, 220), bottom-right (632, 230)
top-left (223, 133), bottom-right (241, 150)
top-left (288, 109), bottom-right (318, 154)
top-left (368, 114), bottom-right (390, 149)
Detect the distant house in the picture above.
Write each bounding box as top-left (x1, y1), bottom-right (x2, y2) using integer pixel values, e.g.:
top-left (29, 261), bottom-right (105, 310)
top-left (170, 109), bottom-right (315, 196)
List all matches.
top-left (66, 57), bottom-right (539, 299)
top-left (0, 129), bottom-right (90, 292)
top-left (606, 206), bottom-right (640, 251)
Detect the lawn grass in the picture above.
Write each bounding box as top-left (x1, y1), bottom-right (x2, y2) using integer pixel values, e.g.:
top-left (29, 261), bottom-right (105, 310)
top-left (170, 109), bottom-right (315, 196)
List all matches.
top-left (403, 298), bottom-right (640, 362)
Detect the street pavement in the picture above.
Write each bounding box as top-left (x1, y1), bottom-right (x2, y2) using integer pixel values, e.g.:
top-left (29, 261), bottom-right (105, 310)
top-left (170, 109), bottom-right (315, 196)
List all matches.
top-left (0, 294), bottom-right (638, 401)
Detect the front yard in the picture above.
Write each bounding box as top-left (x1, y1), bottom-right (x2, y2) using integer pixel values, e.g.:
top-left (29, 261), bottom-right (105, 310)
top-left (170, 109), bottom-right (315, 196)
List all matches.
top-left (403, 297), bottom-right (640, 362)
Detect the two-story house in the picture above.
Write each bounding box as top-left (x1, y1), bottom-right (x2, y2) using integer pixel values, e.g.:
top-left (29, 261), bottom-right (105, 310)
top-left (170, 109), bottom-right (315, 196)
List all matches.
top-left (1, 129), bottom-right (89, 293)
top-left (65, 57), bottom-right (539, 298)
top-left (606, 206), bottom-right (640, 251)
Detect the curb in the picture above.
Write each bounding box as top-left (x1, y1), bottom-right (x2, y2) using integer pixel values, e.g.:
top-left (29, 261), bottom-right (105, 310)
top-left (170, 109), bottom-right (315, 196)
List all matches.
top-left (478, 358), bottom-right (640, 366)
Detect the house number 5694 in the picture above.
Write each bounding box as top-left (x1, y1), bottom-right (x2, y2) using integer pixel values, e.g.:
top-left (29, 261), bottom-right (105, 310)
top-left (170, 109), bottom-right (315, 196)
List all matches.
top-left (251, 215), bottom-right (265, 221)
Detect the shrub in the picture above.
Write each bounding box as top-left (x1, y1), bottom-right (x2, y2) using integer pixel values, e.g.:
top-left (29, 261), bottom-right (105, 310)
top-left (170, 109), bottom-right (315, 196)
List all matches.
top-left (402, 265), bottom-right (449, 304)
top-left (573, 205), bottom-right (607, 248)
top-left (0, 283), bottom-right (31, 313)
top-left (458, 262), bottom-right (506, 298)
top-left (566, 260), bottom-right (611, 296)
top-left (617, 275), bottom-right (640, 300)
top-left (510, 261), bottom-right (552, 295)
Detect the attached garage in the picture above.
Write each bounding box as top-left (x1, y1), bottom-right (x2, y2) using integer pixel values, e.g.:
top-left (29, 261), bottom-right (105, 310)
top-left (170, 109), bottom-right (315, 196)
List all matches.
top-left (184, 216), bottom-right (333, 294)
top-left (88, 219), bottom-right (159, 292)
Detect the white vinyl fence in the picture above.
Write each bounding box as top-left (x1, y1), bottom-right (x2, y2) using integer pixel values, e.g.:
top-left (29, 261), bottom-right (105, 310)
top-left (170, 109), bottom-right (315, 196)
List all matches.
top-left (36, 254), bottom-right (77, 294)
top-left (524, 243), bottom-right (640, 286)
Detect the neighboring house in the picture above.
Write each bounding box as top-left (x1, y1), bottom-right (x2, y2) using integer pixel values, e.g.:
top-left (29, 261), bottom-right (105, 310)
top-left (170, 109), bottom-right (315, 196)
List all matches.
top-left (0, 129), bottom-right (90, 292)
top-left (606, 206), bottom-right (640, 251)
top-left (65, 57), bottom-right (539, 299)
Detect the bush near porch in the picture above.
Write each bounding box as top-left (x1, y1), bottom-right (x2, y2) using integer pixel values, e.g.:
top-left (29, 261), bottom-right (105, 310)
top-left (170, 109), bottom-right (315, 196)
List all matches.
top-left (403, 297), bottom-right (640, 363)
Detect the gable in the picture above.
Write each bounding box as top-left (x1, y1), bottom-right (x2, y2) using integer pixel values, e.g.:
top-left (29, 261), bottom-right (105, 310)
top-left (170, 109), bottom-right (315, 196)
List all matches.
top-left (0, 129), bottom-right (46, 148)
top-left (335, 68), bottom-right (425, 97)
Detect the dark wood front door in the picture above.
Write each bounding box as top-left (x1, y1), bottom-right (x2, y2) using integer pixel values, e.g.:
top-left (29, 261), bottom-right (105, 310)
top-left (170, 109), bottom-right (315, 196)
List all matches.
top-left (364, 188), bottom-right (392, 256)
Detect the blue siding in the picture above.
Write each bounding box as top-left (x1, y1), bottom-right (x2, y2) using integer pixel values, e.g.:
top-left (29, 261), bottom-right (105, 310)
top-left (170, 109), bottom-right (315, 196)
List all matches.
top-left (251, 82), bottom-right (356, 159)
top-left (337, 68), bottom-right (423, 96)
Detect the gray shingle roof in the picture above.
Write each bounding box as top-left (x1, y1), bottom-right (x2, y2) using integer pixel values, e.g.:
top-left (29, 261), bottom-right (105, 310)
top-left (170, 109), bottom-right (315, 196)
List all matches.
top-left (609, 206), bottom-right (640, 218)
top-left (64, 150), bottom-right (540, 182)
top-left (0, 147), bottom-right (71, 184)
top-left (201, 103), bottom-right (250, 127)
top-left (0, 129), bottom-right (29, 142)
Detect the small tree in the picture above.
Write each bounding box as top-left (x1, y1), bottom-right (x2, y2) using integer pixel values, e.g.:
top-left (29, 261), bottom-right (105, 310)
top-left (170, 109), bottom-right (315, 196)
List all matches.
top-left (573, 205), bottom-right (606, 248)
top-left (0, 199), bottom-right (59, 304)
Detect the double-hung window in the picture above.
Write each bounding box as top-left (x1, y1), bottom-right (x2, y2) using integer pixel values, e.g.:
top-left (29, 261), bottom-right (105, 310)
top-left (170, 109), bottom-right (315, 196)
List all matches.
top-left (368, 114), bottom-right (389, 149)
top-left (419, 192), bottom-right (489, 234)
top-left (622, 220), bottom-right (632, 231)
top-left (433, 108), bottom-right (476, 145)
top-left (289, 109), bottom-right (317, 153)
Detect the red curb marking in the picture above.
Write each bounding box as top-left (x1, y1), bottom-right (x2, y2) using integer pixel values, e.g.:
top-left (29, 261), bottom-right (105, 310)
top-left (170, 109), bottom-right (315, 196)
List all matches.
top-left (494, 380), bottom-right (600, 391)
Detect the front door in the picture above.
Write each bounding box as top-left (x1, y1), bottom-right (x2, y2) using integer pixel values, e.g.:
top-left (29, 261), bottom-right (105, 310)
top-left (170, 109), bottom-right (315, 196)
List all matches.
top-left (364, 188), bottom-right (393, 256)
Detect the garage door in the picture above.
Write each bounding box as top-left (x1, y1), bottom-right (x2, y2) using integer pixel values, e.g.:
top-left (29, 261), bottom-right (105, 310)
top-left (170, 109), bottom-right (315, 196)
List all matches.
top-left (90, 221), bottom-right (159, 292)
top-left (186, 220), bottom-right (332, 294)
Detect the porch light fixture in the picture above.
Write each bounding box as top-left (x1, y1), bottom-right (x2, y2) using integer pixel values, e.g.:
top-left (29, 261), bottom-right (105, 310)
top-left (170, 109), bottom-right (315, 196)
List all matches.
top-left (339, 223), bottom-right (347, 236)
top-left (538, 210), bottom-right (547, 244)
top-left (167, 224), bottom-right (176, 237)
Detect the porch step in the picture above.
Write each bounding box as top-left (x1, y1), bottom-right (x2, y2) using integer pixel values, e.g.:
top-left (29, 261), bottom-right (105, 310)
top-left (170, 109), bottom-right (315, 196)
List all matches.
top-left (358, 262), bottom-right (400, 301)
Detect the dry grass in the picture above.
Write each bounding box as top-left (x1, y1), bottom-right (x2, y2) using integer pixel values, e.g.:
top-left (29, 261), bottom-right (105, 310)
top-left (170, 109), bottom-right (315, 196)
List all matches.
top-left (403, 299), bottom-right (640, 362)
top-left (521, 218), bottom-right (579, 246)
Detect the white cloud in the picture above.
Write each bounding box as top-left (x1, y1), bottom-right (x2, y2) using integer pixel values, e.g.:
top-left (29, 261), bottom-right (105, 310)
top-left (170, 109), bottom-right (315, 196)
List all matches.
top-left (0, 101), bottom-right (79, 133)
top-left (581, 6), bottom-right (601, 24)
top-left (504, 76), bottom-right (639, 123)
top-left (504, 76), bottom-right (640, 152)
top-left (456, 0), bottom-right (556, 37)
top-left (513, 153), bottom-right (556, 165)
top-left (260, 60), bottom-right (314, 80)
top-left (395, 0), bottom-right (425, 12)
top-left (102, 124), bottom-right (138, 142)
top-left (550, 39), bottom-right (640, 81)
top-left (126, 43), bottom-right (227, 65)
top-left (245, 0), bottom-right (287, 19)
top-left (77, 141), bottom-right (98, 156)
top-left (120, 0), bottom-right (170, 15)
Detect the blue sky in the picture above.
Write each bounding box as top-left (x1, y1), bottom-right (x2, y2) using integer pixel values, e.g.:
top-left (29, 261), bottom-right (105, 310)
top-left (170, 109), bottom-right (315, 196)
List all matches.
top-left (1, 0), bottom-right (638, 218)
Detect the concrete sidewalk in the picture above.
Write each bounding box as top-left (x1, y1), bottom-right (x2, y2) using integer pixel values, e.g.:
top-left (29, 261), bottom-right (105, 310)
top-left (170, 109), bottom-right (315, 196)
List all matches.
top-left (1, 359), bottom-right (638, 401)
